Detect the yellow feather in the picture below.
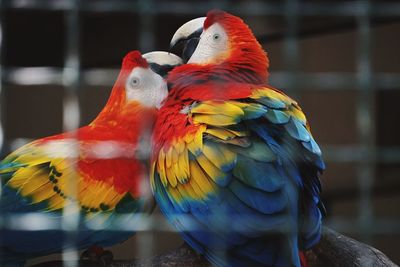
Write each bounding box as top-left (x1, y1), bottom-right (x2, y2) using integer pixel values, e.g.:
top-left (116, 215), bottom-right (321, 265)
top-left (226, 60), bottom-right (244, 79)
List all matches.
top-left (251, 87), bottom-right (295, 105)
top-left (178, 149), bottom-right (190, 182)
top-left (189, 160), bottom-right (215, 197)
top-left (20, 172), bottom-right (49, 196)
top-left (31, 184), bottom-right (56, 203)
top-left (191, 101), bottom-right (244, 117)
top-left (187, 179), bottom-right (205, 200)
top-left (85, 180), bottom-right (114, 208)
top-left (218, 145), bottom-right (237, 167)
top-left (166, 164), bottom-right (178, 187)
top-left (230, 102), bottom-right (253, 112)
top-left (99, 190), bottom-right (122, 209)
top-left (94, 190), bottom-right (122, 209)
top-left (180, 182), bottom-right (200, 200)
top-left (100, 186), bottom-right (121, 207)
top-left (202, 143), bottom-right (236, 171)
top-left (202, 143), bottom-right (226, 168)
top-left (192, 114), bottom-right (239, 126)
top-left (0, 165), bottom-right (20, 174)
top-left (196, 154), bottom-right (225, 184)
top-left (77, 178), bottom-right (90, 201)
top-left (89, 181), bottom-right (108, 204)
top-left (17, 157), bottom-right (48, 167)
top-left (289, 105), bottom-right (307, 124)
top-left (187, 141), bottom-right (197, 156)
top-left (157, 150), bottom-right (168, 187)
top-left (79, 179), bottom-right (98, 206)
top-left (184, 132), bottom-right (195, 143)
top-left (167, 187), bottom-right (185, 206)
top-left (187, 128), bottom-right (204, 156)
top-left (175, 140), bottom-right (185, 154)
top-left (173, 160), bottom-right (187, 184)
top-left (80, 181), bottom-right (96, 207)
top-left (50, 158), bottom-right (69, 172)
top-left (58, 169), bottom-right (79, 197)
top-left (172, 146), bottom-right (179, 164)
top-left (205, 128), bottom-right (236, 140)
top-left (6, 172), bottom-right (28, 189)
top-left (165, 147), bottom-right (173, 168)
top-left (227, 128), bottom-right (248, 137)
top-left (7, 166), bottom-right (41, 189)
top-left (46, 194), bottom-right (65, 210)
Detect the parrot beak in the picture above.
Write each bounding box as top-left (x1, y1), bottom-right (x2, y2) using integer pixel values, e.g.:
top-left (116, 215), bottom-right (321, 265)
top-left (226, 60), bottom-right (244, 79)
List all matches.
top-left (143, 51), bottom-right (183, 77)
top-left (170, 17), bottom-right (206, 63)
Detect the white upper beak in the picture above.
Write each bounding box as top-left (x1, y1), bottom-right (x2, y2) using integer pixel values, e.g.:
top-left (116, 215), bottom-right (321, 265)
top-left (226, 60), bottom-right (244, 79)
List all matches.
top-left (170, 17), bottom-right (206, 48)
top-left (142, 51), bottom-right (183, 66)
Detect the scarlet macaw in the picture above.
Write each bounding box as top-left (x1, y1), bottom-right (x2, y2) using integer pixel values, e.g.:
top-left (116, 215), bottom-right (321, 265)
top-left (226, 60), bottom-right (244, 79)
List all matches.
top-left (151, 10), bottom-right (324, 267)
top-left (0, 50), bottom-right (182, 265)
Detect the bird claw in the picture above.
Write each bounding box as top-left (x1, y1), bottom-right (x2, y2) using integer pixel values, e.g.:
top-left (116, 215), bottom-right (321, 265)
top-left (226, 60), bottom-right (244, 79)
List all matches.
top-left (80, 246), bottom-right (114, 266)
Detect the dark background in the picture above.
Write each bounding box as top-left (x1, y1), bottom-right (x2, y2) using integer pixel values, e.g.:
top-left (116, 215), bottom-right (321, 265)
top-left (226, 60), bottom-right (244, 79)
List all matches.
top-left (0, 0), bottom-right (399, 265)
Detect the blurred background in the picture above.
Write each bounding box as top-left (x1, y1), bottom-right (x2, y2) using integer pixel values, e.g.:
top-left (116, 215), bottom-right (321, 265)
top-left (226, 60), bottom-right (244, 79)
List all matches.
top-left (0, 0), bottom-right (399, 265)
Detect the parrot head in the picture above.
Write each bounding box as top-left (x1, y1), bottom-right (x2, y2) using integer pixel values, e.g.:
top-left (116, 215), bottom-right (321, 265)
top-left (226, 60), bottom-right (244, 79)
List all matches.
top-left (112, 50), bottom-right (181, 109)
top-left (95, 50), bottom-right (182, 124)
top-left (170, 10), bottom-right (269, 83)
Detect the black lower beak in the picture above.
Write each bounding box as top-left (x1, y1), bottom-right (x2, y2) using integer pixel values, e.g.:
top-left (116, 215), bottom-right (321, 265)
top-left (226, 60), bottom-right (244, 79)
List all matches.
top-left (149, 63), bottom-right (178, 78)
top-left (182, 37), bottom-right (200, 63)
top-left (170, 28), bottom-right (203, 63)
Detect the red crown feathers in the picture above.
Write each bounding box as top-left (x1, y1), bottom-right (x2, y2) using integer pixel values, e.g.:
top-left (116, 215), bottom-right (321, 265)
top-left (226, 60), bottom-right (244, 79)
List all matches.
top-left (122, 50), bottom-right (149, 70)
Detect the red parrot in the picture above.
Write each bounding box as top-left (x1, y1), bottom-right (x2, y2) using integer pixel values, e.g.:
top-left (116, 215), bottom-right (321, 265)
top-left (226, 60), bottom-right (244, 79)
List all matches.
top-left (151, 10), bottom-right (324, 267)
top-left (0, 50), bottom-right (182, 265)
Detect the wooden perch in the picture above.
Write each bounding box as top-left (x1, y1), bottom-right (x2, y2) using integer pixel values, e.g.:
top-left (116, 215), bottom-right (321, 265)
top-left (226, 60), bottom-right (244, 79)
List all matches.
top-left (33, 227), bottom-right (397, 267)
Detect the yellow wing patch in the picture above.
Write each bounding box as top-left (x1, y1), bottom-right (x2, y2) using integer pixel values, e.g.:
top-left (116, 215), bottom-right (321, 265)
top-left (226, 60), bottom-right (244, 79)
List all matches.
top-left (5, 142), bottom-right (126, 213)
top-left (251, 87), bottom-right (296, 106)
top-left (153, 87), bottom-right (314, 209)
top-left (155, 112), bottom-right (240, 202)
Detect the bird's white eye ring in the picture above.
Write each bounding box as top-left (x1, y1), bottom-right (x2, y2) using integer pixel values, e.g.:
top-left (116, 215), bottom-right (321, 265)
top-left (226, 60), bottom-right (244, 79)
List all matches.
top-left (213, 33), bottom-right (221, 41)
top-left (130, 77), bottom-right (141, 88)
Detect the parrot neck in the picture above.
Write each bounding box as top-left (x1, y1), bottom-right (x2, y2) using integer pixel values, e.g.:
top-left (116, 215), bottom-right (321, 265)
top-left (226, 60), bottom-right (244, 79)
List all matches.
top-left (227, 43), bottom-right (269, 83)
top-left (90, 84), bottom-right (156, 142)
top-left (167, 59), bottom-right (265, 92)
top-left (168, 43), bottom-right (268, 89)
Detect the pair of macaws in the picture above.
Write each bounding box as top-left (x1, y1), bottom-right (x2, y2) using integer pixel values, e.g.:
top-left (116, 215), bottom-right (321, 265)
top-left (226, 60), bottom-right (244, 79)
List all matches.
top-left (0, 10), bottom-right (324, 267)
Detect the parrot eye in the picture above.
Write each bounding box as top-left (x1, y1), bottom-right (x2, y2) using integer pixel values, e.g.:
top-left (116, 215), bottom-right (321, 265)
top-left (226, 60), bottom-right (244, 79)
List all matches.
top-left (130, 77), bottom-right (141, 88)
top-left (213, 33), bottom-right (221, 41)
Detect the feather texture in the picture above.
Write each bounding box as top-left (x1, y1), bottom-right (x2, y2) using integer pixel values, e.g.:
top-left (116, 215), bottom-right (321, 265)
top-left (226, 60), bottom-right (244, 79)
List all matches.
top-left (152, 83), bottom-right (324, 267)
top-left (0, 50), bottom-right (156, 263)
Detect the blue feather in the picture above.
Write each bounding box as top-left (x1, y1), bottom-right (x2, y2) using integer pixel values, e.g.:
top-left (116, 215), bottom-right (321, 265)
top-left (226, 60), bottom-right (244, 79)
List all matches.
top-left (0, 179), bottom-right (139, 264)
top-left (285, 118), bottom-right (311, 142)
top-left (233, 155), bottom-right (284, 192)
top-left (257, 97), bottom-right (287, 109)
top-left (241, 104), bottom-right (267, 120)
top-left (302, 137), bottom-right (322, 156)
top-left (228, 179), bottom-right (287, 214)
top-left (264, 109), bottom-right (290, 124)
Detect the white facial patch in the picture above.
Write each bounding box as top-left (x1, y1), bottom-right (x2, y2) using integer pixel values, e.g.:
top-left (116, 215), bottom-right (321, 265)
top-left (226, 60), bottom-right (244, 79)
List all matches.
top-left (188, 23), bottom-right (229, 64)
top-left (125, 67), bottom-right (168, 108)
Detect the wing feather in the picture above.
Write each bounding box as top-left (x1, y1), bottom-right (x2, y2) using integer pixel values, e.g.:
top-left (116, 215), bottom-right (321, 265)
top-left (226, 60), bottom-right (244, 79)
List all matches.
top-left (152, 85), bottom-right (325, 266)
top-left (1, 140), bottom-right (143, 215)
